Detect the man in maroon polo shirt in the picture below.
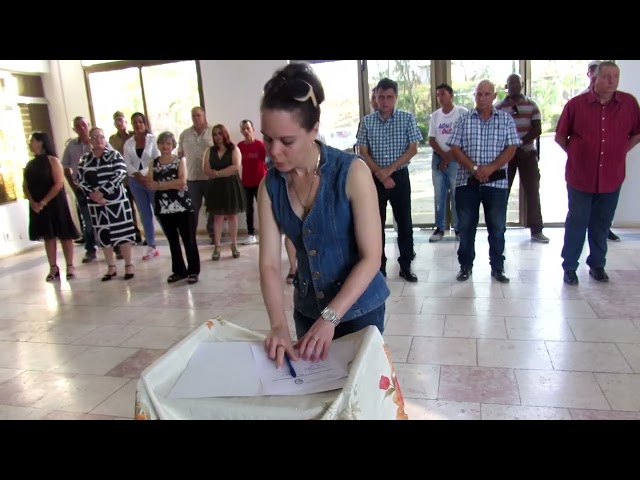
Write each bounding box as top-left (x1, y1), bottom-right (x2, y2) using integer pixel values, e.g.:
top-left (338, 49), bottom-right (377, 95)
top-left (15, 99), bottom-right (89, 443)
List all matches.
top-left (555, 61), bottom-right (640, 285)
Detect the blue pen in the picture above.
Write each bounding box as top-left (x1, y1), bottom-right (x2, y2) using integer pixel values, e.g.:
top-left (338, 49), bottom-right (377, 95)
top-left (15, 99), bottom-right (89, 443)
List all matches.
top-left (284, 352), bottom-right (297, 378)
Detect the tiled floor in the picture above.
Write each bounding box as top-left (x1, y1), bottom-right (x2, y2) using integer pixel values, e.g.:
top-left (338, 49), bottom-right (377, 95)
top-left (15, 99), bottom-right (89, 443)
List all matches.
top-left (1, 227), bottom-right (640, 420)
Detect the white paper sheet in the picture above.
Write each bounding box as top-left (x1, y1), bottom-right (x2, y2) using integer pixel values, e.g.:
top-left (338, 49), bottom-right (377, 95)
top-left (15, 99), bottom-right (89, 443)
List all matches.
top-left (250, 345), bottom-right (348, 396)
top-left (168, 340), bottom-right (354, 399)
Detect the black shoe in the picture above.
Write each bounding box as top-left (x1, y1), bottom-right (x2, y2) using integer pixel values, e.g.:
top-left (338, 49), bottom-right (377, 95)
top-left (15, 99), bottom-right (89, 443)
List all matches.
top-left (82, 251), bottom-right (97, 263)
top-left (589, 267), bottom-right (609, 282)
top-left (412, 249), bottom-right (416, 260)
top-left (167, 273), bottom-right (187, 284)
top-left (607, 230), bottom-right (621, 242)
top-left (134, 234), bottom-right (142, 244)
top-left (142, 240), bottom-right (148, 246)
top-left (74, 237), bottom-right (85, 245)
top-left (456, 266), bottom-right (472, 282)
top-left (491, 269), bottom-right (510, 283)
top-left (399, 267), bottom-right (418, 282)
top-left (563, 270), bottom-right (579, 285)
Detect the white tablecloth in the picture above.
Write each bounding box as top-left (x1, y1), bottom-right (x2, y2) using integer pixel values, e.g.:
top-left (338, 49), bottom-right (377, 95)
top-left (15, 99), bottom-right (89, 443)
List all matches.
top-left (135, 317), bottom-right (409, 420)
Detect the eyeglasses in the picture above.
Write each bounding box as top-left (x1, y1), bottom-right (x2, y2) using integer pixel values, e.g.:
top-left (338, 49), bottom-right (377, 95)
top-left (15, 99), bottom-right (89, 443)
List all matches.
top-left (90, 135), bottom-right (105, 140)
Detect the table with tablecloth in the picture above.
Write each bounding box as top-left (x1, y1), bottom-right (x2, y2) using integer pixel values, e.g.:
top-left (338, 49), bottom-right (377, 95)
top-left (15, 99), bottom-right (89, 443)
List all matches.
top-left (135, 317), bottom-right (408, 420)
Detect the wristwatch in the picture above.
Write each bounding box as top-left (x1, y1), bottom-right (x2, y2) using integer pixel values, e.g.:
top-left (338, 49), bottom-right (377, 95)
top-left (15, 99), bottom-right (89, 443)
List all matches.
top-left (321, 307), bottom-right (340, 326)
top-left (472, 164), bottom-right (479, 172)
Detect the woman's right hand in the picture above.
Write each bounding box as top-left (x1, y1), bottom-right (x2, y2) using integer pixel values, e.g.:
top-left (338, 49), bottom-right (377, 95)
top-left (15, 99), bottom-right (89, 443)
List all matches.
top-left (264, 324), bottom-right (298, 369)
top-left (29, 199), bottom-right (42, 213)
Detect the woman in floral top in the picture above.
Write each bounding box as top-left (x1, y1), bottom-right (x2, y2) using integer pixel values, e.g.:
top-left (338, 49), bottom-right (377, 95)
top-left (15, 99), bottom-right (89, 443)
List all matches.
top-left (146, 131), bottom-right (200, 284)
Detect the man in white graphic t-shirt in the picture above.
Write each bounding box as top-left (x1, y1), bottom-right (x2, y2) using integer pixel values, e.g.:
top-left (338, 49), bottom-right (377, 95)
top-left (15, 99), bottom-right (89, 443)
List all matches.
top-left (428, 83), bottom-right (468, 242)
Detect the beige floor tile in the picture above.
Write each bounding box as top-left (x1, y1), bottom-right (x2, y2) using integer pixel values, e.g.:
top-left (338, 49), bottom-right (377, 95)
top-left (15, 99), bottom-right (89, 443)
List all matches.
top-left (570, 409), bottom-right (640, 420)
top-left (73, 325), bottom-right (146, 347)
top-left (546, 341), bottom-right (633, 373)
top-left (51, 346), bottom-right (140, 375)
top-left (438, 365), bottom-right (519, 404)
top-left (381, 335), bottom-right (413, 363)
top-left (481, 404), bottom-right (571, 420)
top-left (444, 316), bottom-right (507, 339)
top-left (91, 378), bottom-right (138, 418)
top-left (393, 363), bottom-right (440, 399)
top-left (616, 343), bottom-right (640, 373)
top-left (404, 398), bottom-right (481, 420)
top-left (567, 318), bottom-right (640, 343)
top-left (594, 373), bottom-right (640, 411)
top-left (384, 314), bottom-right (445, 337)
top-left (505, 317), bottom-right (575, 341)
top-left (478, 339), bottom-right (552, 369)
top-left (118, 326), bottom-right (196, 349)
top-left (516, 370), bottom-right (610, 410)
top-left (408, 337), bottom-right (477, 366)
top-left (0, 404), bottom-right (50, 420)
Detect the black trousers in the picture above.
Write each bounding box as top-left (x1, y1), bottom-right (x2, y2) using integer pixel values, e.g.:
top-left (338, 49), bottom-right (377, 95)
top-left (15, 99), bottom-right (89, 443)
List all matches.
top-left (374, 168), bottom-right (414, 271)
top-left (157, 212), bottom-right (200, 275)
top-left (244, 186), bottom-right (259, 235)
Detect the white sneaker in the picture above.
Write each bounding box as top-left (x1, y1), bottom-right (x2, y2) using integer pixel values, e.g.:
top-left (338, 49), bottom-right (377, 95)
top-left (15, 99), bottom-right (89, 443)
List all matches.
top-left (242, 235), bottom-right (258, 245)
top-left (142, 246), bottom-right (159, 260)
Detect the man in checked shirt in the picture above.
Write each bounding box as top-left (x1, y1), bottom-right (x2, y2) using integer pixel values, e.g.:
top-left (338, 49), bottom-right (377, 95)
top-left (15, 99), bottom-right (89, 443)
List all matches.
top-left (447, 79), bottom-right (521, 284)
top-left (555, 61), bottom-right (640, 286)
top-left (357, 78), bottom-right (422, 282)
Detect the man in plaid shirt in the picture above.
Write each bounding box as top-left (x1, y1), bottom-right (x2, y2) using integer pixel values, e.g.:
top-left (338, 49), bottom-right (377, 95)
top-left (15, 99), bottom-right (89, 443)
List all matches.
top-left (447, 79), bottom-right (521, 284)
top-left (357, 78), bottom-right (422, 282)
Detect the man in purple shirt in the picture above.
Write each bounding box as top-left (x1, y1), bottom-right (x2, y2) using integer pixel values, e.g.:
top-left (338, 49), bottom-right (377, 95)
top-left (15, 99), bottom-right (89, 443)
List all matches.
top-left (555, 61), bottom-right (640, 285)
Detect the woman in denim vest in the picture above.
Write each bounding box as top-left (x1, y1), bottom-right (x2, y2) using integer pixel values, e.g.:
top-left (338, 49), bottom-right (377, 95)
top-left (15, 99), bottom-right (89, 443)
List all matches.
top-left (258, 62), bottom-right (390, 368)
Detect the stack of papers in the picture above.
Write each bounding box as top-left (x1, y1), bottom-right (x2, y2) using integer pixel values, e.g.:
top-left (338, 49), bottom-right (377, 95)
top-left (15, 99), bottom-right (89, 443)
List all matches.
top-left (169, 340), bottom-right (354, 399)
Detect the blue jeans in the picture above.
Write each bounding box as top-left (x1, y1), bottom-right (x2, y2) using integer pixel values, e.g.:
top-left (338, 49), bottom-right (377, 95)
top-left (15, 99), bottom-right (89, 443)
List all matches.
top-left (561, 185), bottom-right (620, 271)
top-left (455, 184), bottom-right (508, 270)
top-left (75, 193), bottom-right (96, 254)
top-left (128, 176), bottom-right (156, 247)
top-left (293, 304), bottom-right (385, 340)
top-left (432, 153), bottom-right (458, 231)
top-left (187, 180), bottom-right (214, 236)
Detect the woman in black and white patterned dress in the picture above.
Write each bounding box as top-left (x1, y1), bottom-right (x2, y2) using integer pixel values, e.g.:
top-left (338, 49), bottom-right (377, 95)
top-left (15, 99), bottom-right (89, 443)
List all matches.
top-left (146, 131), bottom-right (200, 284)
top-left (77, 127), bottom-right (137, 281)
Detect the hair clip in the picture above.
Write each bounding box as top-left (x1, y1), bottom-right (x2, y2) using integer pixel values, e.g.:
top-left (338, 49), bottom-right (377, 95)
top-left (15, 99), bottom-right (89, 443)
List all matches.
top-left (293, 81), bottom-right (318, 108)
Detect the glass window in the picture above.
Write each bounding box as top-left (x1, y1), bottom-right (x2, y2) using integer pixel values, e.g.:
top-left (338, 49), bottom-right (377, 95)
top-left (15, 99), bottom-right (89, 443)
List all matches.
top-left (531, 60), bottom-right (594, 224)
top-left (87, 67), bottom-right (143, 134)
top-left (141, 61), bottom-right (201, 139)
top-left (86, 61), bottom-right (201, 144)
top-left (309, 61), bottom-right (360, 152)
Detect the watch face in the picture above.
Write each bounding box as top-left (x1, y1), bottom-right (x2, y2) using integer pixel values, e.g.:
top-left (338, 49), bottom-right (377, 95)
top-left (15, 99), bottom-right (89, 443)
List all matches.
top-left (322, 308), bottom-right (334, 320)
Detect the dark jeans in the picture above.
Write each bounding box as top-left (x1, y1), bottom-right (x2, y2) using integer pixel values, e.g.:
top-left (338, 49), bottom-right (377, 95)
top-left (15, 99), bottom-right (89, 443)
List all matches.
top-left (455, 184), bottom-right (509, 270)
top-left (75, 192), bottom-right (96, 254)
top-left (244, 186), bottom-right (259, 235)
top-left (187, 180), bottom-right (214, 236)
top-left (375, 168), bottom-right (414, 270)
top-left (293, 303), bottom-right (385, 340)
top-left (561, 185), bottom-right (620, 271)
top-left (157, 212), bottom-right (201, 276)
top-left (508, 149), bottom-right (543, 234)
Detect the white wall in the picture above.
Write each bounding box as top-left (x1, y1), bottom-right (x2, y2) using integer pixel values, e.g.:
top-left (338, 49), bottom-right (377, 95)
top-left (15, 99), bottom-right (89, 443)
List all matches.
top-left (197, 60), bottom-right (287, 233)
top-left (0, 60), bottom-right (49, 74)
top-left (615, 60), bottom-right (640, 227)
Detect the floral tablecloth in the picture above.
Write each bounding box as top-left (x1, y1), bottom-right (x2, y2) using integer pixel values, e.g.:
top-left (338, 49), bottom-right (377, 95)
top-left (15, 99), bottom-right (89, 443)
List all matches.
top-left (135, 317), bottom-right (408, 420)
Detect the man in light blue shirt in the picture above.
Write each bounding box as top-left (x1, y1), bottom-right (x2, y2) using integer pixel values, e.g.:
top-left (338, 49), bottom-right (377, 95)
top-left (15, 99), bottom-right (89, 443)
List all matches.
top-left (356, 78), bottom-right (422, 282)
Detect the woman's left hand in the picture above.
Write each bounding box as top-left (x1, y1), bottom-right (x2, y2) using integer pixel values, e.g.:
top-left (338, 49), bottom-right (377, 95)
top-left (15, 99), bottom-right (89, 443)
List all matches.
top-left (294, 319), bottom-right (335, 362)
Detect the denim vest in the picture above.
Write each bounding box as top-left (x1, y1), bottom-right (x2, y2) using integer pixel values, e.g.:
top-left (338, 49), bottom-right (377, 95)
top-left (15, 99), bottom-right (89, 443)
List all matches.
top-left (266, 143), bottom-right (389, 322)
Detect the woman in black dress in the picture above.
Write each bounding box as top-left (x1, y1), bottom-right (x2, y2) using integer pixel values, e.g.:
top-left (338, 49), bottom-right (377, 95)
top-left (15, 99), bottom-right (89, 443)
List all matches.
top-left (23, 132), bottom-right (80, 282)
top-left (202, 124), bottom-right (246, 261)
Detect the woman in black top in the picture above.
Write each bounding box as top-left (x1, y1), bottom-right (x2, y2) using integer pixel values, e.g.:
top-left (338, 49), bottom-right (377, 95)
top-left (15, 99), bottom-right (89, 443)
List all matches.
top-left (23, 132), bottom-right (80, 281)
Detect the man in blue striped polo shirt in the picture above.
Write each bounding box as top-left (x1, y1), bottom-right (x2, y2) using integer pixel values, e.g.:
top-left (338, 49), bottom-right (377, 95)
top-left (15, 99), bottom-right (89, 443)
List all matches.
top-left (357, 78), bottom-right (423, 282)
top-left (447, 79), bottom-right (521, 283)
